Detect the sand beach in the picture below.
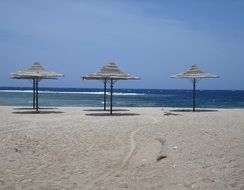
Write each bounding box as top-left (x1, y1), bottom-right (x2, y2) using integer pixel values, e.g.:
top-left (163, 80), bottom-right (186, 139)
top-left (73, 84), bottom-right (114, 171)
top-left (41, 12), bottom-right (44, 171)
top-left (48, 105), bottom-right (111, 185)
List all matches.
top-left (0, 106), bottom-right (244, 189)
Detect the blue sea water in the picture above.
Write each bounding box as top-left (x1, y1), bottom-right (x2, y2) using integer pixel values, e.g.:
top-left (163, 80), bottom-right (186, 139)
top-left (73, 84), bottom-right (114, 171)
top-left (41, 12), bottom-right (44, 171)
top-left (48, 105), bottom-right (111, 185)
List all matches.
top-left (0, 87), bottom-right (244, 108)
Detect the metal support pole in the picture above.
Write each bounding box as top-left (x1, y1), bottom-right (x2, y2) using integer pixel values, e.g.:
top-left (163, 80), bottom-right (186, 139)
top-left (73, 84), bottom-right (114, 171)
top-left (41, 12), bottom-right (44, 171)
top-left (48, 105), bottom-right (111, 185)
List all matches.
top-left (104, 79), bottom-right (107, 111)
top-left (33, 78), bottom-right (36, 109)
top-left (193, 78), bottom-right (196, 112)
top-left (110, 79), bottom-right (113, 115)
top-left (35, 78), bottom-right (39, 112)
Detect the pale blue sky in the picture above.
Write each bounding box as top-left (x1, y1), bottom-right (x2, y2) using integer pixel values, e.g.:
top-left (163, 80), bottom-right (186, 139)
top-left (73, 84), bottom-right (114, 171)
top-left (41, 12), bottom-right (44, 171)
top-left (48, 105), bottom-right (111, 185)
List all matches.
top-left (0, 0), bottom-right (244, 90)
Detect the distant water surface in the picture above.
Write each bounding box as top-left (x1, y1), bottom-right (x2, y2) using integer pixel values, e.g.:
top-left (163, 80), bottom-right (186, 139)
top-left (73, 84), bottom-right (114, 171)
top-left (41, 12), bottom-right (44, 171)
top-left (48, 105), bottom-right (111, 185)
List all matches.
top-left (0, 87), bottom-right (244, 108)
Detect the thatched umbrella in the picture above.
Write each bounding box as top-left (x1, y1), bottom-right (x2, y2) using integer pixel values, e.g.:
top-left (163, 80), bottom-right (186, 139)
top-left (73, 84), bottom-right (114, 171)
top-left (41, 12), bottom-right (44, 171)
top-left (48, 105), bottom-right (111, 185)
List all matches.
top-left (83, 62), bottom-right (140, 114)
top-left (171, 65), bottom-right (219, 111)
top-left (11, 62), bottom-right (64, 112)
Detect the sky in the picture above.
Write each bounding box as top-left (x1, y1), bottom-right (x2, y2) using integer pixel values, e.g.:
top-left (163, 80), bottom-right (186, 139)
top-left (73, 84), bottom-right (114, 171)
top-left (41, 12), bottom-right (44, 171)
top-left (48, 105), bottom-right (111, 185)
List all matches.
top-left (0, 0), bottom-right (244, 90)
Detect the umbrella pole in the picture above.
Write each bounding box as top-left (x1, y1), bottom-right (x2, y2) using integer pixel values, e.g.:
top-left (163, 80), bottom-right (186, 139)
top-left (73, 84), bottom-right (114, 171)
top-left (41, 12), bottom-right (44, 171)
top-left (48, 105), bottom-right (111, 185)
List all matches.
top-left (193, 78), bottom-right (196, 112)
top-left (110, 79), bottom-right (113, 115)
top-left (33, 78), bottom-right (36, 109)
top-left (35, 78), bottom-right (39, 112)
top-left (104, 79), bottom-right (107, 111)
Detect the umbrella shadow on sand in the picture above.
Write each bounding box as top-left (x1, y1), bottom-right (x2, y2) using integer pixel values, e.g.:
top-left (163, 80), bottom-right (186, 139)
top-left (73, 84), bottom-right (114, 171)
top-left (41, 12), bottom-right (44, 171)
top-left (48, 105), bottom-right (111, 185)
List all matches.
top-left (83, 108), bottom-right (130, 112)
top-left (12, 107), bottom-right (64, 114)
top-left (85, 112), bottom-right (140, 116)
top-left (162, 108), bottom-right (218, 116)
top-left (13, 107), bottom-right (58, 110)
top-left (169, 109), bottom-right (218, 113)
top-left (12, 110), bottom-right (64, 114)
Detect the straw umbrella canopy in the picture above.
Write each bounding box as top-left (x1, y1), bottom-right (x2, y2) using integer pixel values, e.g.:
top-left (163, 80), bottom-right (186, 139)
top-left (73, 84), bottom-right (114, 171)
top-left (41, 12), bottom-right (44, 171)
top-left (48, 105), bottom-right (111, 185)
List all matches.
top-left (83, 62), bottom-right (140, 114)
top-left (11, 62), bottom-right (64, 112)
top-left (171, 65), bottom-right (219, 111)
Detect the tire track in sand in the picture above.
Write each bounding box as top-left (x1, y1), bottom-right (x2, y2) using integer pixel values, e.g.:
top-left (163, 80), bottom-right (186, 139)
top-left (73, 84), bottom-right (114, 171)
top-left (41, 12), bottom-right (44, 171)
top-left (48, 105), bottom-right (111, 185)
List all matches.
top-left (121, 128), bottom-right (141, 167)
top-left (84, 128), bottom-right (141, 190)
top-left (84, 116), bottom-right (158, 190)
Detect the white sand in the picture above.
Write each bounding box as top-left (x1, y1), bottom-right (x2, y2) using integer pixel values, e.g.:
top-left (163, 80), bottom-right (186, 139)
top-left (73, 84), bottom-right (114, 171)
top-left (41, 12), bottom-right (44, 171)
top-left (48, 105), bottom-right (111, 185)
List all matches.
top-left (0, 106), bottom-right (244, 190)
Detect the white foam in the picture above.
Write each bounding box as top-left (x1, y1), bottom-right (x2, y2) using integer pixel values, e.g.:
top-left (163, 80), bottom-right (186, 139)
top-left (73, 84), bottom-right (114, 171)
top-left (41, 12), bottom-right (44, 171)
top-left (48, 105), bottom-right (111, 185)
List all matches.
top-left (0, 90), bottom-right (33, 93)
top-left (0, 90), bottom-right (145, 96)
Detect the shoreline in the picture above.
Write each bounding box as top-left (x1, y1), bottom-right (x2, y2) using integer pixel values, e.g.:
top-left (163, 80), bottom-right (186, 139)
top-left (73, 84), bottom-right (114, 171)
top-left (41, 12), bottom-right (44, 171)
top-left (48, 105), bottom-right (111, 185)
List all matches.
top-left (1, 105), bottom-right (244, 110)
top-left (0, 106), bottom-right (244, 189)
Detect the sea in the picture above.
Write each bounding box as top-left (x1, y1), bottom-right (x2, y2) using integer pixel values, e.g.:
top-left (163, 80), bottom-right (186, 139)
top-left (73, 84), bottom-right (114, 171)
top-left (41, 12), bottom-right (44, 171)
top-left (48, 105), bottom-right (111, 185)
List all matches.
top-left (0, 87), bottom-right (244, 108)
